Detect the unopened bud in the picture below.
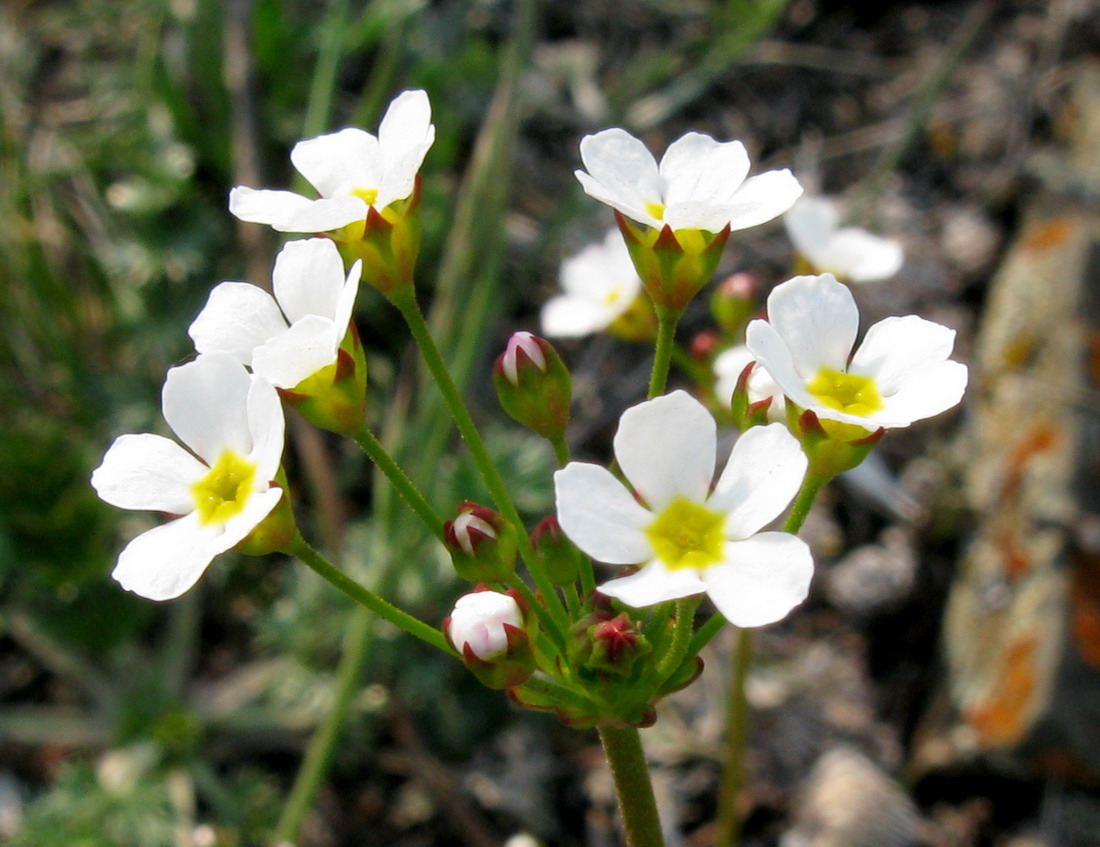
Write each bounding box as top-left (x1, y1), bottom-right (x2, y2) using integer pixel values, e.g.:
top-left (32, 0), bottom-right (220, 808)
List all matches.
top-left (530, 516), bottom-right (580, 586)
top-left (710, 272), bottom-right (758, 336)
top-left (444, 589), bottom-right (535, 689)
top-left (493, 332), bottom-right (571, 440)
top-left (444, 502), bottom-right (518, 583)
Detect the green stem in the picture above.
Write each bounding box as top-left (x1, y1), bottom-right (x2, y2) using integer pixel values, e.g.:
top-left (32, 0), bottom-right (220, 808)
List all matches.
top-left (351, 423), bottom-right (444, 540)
top-left (550, 434), bottom-right (571, 467)
top-left (274, 606), bottom-right (373, 842)
top-left (579, 553), bottom-right (596, 598)
top-left (389, 287), bottom-right (571, 639)
top-left (288, 533), bottom-right (453, 654)
top-left (655, 597), bottom-right (700, 681)
top-left (648, 307), bottom-right (681, 399)
top-left (684, 610), bottom-right (726, 659)
top-left (781, 474), bottom-right (826, 534)
top-left (598, 725), bottom-right (666, 847)
top-left (714, 627), bottom-right (753, 847)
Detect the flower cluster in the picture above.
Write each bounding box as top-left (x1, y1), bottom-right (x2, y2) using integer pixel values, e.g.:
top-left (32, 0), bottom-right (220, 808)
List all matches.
top-left (92, 86), bottom-right (968, 739)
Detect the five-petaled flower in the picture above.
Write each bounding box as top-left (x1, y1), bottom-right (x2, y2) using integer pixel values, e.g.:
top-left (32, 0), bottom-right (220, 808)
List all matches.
top-left (574, 128), bottom-right (803, 234)
top-left (784, 196), bottom-right (903, 283)
top-left (229, 89), bottom-right (435, 233)
top-left (188, 238), bottom-right (361, 390)
top-left (541, 228), bottom-right (643, 338)
top-left (91, 353), bottom-right (286, 601)
top-left (746, 273), bottom-right (968, 430)
top-left (554, 391), bottom-right (814, 627)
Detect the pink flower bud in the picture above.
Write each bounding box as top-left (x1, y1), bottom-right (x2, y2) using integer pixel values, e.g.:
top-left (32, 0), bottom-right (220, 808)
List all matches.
top-left (493, 333), bottom-right (572, 441)
top-left (499, 331), bottom-right (547, 386)
top-left (443, 502), bottom-right (517, 582)
top-left (443, 589), bottom-right (535, 689)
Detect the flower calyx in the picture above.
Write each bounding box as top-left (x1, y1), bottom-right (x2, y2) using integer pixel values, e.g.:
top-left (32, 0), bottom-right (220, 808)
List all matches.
top-left (493, 332), bottom-right (572, 441)
top-left (335, 177), bottom-right (423, 296)
top-left (278, 322), bottom-right (368, 436)
top-left (729, 360), bottom-right (774, 431)
top-left (443, 502), bottom-right (518, 583)
top-left (615, 211), bottom-right (731, 313)
top-left (790, 405), bottom-right (885, 481)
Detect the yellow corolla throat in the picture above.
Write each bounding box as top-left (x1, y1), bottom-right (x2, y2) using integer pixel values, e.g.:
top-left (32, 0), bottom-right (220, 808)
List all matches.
top-left (644, 201), bottom-right (666, 222)
top-left (807, 367), bottom-right (883, 417)
top-left (646, 497), bottom-right (726, 571)
top-left (191, 450), bottom-right (257, 526)
top-left (350, 187), bottom-right (379, 206)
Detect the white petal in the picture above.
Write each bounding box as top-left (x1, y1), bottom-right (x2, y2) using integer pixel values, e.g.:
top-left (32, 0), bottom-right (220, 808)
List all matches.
top-left (554, 463), bottom-right (653, 564)
top-left (702, 533), bottom-right (814, 627)
top-left (660, 133), bottom-right (749, 208)
top-left (333, 260), bottom-right (362, 336)
top-left (272, 238), bottom-right (348, 324)
top-left (613, 391), bottom-right (716, 509)
top-left (290, 128), bottom-right (379, 198)
top-left (229, 187), bottom-right (313, 226)
top-left (745, 318), bottom-right (818, 410)
top-left (712, 346), bottom-right (755, 405)
top-left (710, 424), bottom-right (807, 538)
top-left (540, 295), bottom-right (615, 337)
top-left (162, 353), bottom-right (253, 464)
top-left (867, 360), bottom-right (968, 427)
top-left (598, 559), bottom-right (707, 608)
top-left (376, 89), bottom-right (435, 208)
top-left (188, 282), bottom-right (287, 364)
top-left (274, 196), bottom-right (370, 233)
top-left (251, 316), bottom-right (341, 390)
top-left (245, 375), bottom-right (285, 483)
top-left (849, 315), bottom-right (956, 394)
top-left (784, 196), bottom-right (840, 259)
top-left (684, 169), bottom-right (802, 233)
top-left (91, 433), bottom-right (206, 513)
top-left (111, 513), bottom-right (221, 601)
top-left (577, 128), bottom-right (664, 227)
top-left (822, 228), bottom-right (903, 282)
top-left (765, 273), bottom-right (857, 377)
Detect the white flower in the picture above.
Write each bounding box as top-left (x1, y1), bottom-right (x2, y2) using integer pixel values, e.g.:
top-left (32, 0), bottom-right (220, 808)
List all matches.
top-left (746, 273), bottom-right (968, 430)
top-left (554, 391), bottom-right (813, 627)
top-left (188, 238), bottom-right (361, 389)
top-left (91, 353), bottom-right (286, 601)
top-left (712, 345), bottom-right (784, 420)
top-left (541, 229), bottom-right (642, 337)
top-left (229, 90), bottom-right (435, 233)
top-left (784, 196), bottom-right (903, 283)
top-left (447, 591), bottom-right (523, 660)
top-left (574, 128), bottom-right (803, 233)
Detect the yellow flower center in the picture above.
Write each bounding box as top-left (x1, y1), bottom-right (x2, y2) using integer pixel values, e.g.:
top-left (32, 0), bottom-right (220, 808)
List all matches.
top-left (350, 187), bottom-right (379, 206)
top-left (646, 497), bottom-right (725, 571)
top-left (807, 367), bottom-right (883, 417)
top-left (645, 201), bottom-right (666, 221)
top-left (191, 450), bottom-right (257, 526)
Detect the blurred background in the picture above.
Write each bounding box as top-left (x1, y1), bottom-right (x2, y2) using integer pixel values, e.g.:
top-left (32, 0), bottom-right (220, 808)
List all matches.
top-left (2, 0), bottom-right (1100, 844)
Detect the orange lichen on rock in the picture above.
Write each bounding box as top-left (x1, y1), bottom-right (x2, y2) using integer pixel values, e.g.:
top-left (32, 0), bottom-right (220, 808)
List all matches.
top-left (963, 636), bottom-right (1038, 747)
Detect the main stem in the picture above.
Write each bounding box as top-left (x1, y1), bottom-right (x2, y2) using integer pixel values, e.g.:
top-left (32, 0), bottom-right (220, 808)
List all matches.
top-left (288, 533), bottom-right (453, 655)
top-left (714, 627), bottom-right (753, 847)
top-left (598, 725), bottom-right (666, 847)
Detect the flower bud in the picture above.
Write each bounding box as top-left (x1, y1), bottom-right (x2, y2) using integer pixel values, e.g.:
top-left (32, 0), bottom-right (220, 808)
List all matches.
top-left (278, 323), bottom-right (368, 436)
top-left (530, 516), bottom-right (581, 586)
top-left (444, 589), bottom-right (534, 689)
top-left (493, 332), bottom-right (571, 441)
top-left (710, 272), bottom-right (758, 336)
top-left (585, 612), bottom-right (651, 677)
top-left (444, 502), bottom-right (518, 583)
